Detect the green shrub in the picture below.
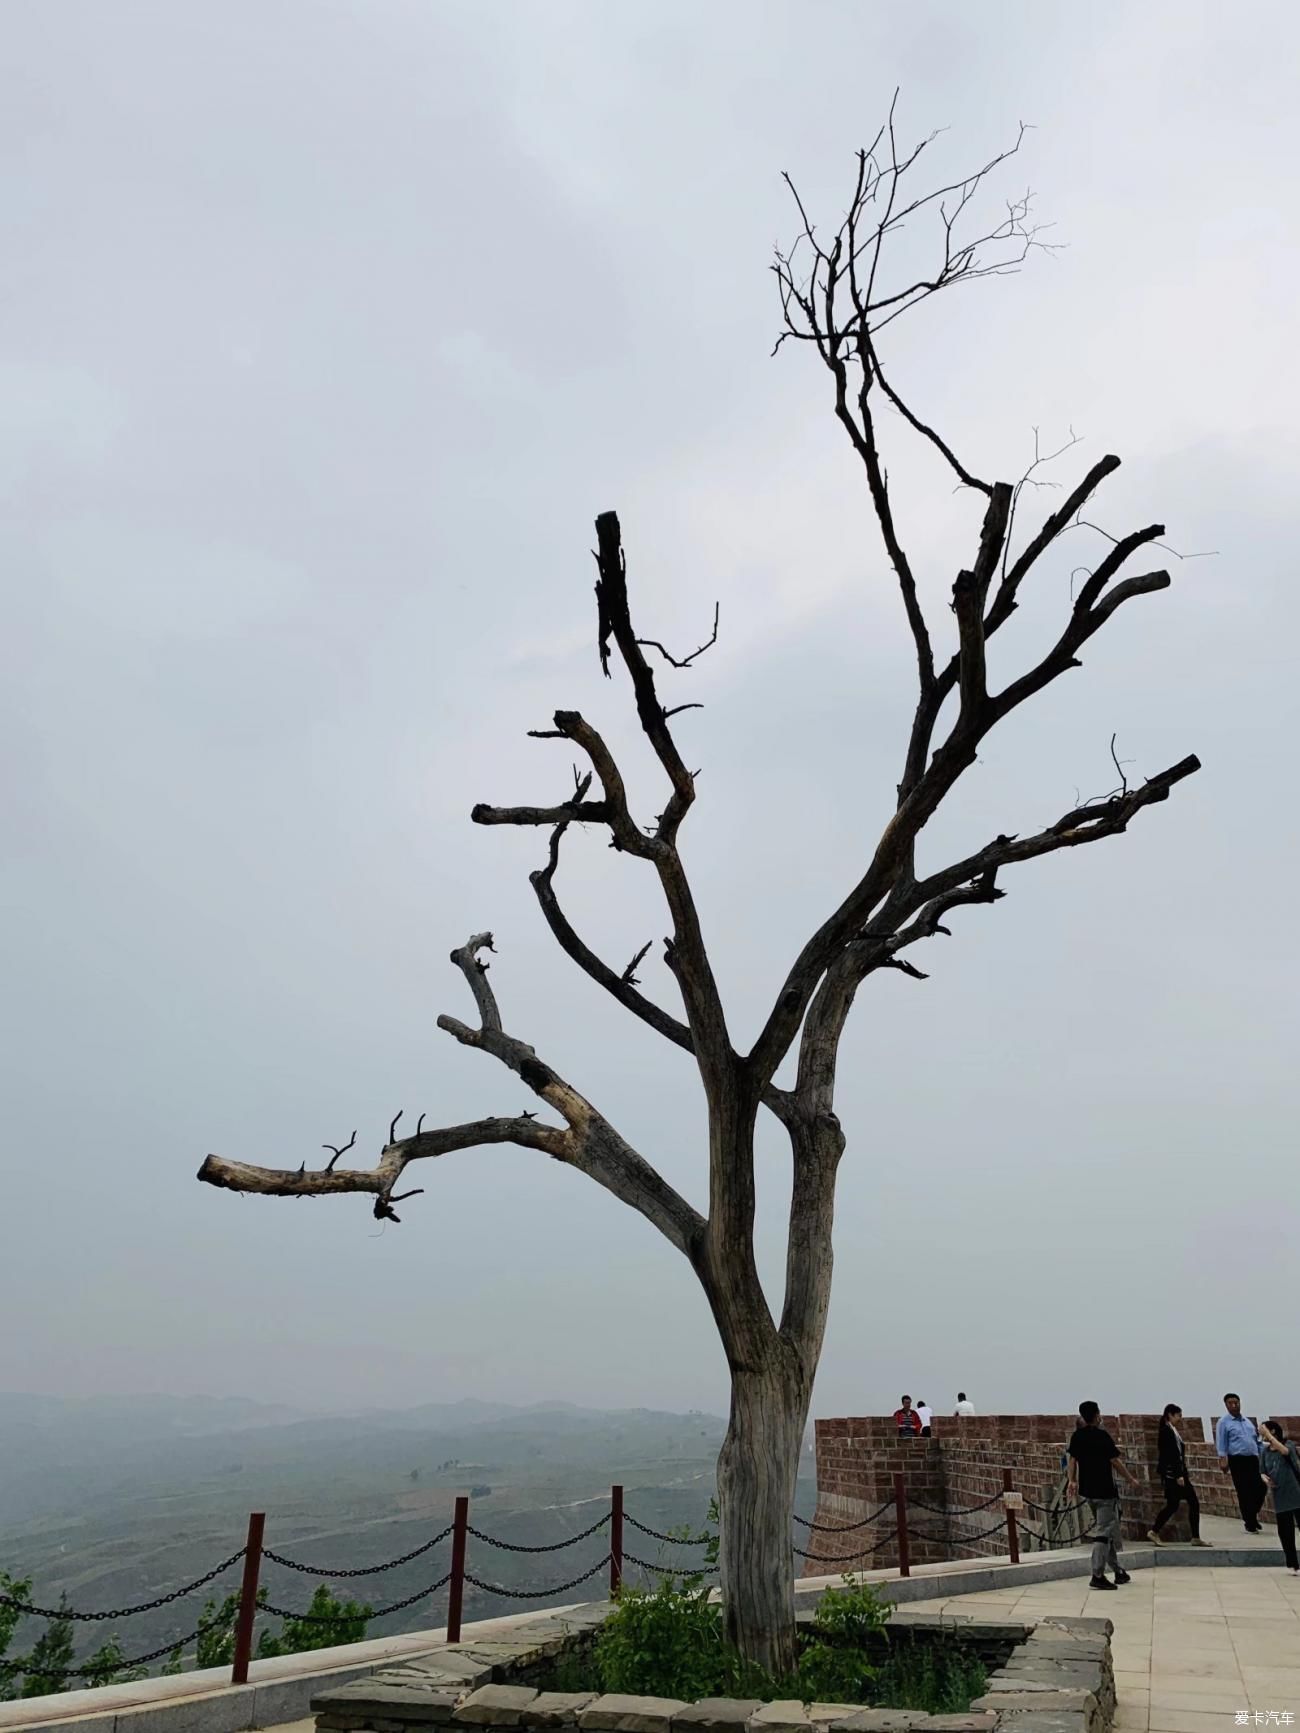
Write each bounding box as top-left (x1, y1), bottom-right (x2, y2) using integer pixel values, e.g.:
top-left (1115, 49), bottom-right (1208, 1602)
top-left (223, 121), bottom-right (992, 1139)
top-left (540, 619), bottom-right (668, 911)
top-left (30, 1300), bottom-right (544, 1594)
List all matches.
top-left (0, 1571), bottom-right (32, 1699)
top-left (257, 1585), bottom-right (369, 1657)
top-left (191, 1588), bottom-right (253, 1670)
top-left (1, 1575), bottom-right (368, 1700)
top-left (793, 1578), bottom-right (891, 1703)
top-left (586, 1571), bottom-right (979, 1716)
top-left (872, 1635), bottom-right (987, 1714)
top-left (185, 1582), bottom-right (368, 1671)
top-left (593, 1576), bottom-right (729, 1701)
top-left (805, 1577), bottom-right (892, 1647)
top-left (79, 1636), bottom-right (148, 1689)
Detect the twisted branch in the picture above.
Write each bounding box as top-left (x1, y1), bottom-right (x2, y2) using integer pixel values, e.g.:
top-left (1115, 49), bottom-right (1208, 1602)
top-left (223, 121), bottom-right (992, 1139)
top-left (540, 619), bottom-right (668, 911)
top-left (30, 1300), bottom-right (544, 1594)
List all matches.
top-left (199, 934), bottom-right (705, 1254)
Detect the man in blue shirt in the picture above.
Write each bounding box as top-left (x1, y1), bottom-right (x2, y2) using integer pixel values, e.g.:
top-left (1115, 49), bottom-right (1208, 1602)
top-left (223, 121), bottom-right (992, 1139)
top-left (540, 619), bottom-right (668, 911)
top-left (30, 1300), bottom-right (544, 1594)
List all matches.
top-left (1216, 1392), bottom-right (1265, 1533)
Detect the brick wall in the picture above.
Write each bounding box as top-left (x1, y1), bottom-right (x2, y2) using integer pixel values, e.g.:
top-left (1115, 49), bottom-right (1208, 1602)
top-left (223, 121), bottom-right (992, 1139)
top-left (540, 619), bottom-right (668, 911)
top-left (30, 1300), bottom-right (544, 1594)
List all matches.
top-left (801, 1409), bottom-right (1299, 1573)
top-left (1188, 1414), bottom-right (1300, 1523)
top-left (804, 1417), bottom-right (948, 1572)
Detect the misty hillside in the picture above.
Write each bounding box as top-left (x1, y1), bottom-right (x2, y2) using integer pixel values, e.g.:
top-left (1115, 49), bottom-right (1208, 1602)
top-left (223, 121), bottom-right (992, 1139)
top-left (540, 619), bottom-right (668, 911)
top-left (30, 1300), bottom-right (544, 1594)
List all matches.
top-left (0, 1394), bottom-right (817, 1660)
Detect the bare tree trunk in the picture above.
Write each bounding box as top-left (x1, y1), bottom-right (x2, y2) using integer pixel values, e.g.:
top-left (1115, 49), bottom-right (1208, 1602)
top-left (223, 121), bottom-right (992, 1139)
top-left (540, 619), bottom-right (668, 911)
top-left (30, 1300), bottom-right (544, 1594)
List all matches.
top-left (197, 132), bottom-right (1201, 1688)
top-left (717, 1349), bottom-right (811, 1679)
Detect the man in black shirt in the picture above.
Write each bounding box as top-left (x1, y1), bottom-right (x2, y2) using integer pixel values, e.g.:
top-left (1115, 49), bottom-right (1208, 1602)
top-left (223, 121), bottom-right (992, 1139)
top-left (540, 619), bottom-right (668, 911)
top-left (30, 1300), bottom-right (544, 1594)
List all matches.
top-left (1067, 1400), bottom-right (1140, 1590)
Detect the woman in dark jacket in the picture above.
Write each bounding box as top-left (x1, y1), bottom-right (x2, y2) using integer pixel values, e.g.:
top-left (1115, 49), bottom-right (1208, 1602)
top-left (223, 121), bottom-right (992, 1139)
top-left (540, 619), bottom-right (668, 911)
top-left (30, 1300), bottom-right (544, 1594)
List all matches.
top-left (1148, 1403), bottom-right (1209, 1544)
top-left (1259, 1419), bottom-right (1300, 1574)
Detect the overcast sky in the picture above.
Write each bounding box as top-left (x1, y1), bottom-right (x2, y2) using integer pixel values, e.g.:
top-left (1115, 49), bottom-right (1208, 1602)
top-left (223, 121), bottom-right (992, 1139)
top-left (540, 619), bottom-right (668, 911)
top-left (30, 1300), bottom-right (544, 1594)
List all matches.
top-left (2, 1), bottom-right (1297, 1432)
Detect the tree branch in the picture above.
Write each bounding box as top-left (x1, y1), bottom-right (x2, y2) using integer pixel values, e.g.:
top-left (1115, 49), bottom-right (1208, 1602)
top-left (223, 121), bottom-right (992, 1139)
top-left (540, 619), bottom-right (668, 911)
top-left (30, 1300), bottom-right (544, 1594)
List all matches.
top-left (474, 712), bottom-right (649, 856)
top-left (199, 933), bottom-right (706, 1256)
top-left (472, 798), bottom-right (612, 830)
top-left (594, 511), bottom-right (696, 843)
top-left (637, 602), bottom-right (720, 670)
top-left (199, 1115), bottom-right (568, 1214)
top-left (842, 334), bottom-right (935, 695)
top-left (322, 1130), bottom-right (356, 1173)
top-left (528, 820), bottom-right (794, 1124)
top-left (529, 821), bottom-right (695, 1056)
top-left (748, 465), bottom-right (1192, 1093)
top-left (984, 454), bottom-right (1121, 635)
top-left (479, 523), bottom-right (736, 1094)
top-left (870, 351), bottom-right (991, 494)
top-left (914, 755), bottom-right (1201, 904)
top-left (450, 931), bottom-right (502, 1033)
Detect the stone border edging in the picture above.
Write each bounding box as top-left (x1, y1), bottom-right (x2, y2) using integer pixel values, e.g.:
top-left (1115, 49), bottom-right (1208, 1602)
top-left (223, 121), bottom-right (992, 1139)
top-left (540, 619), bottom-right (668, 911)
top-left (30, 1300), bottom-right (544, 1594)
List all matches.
top-left (310, 1606), bottom-right (1114, 1733)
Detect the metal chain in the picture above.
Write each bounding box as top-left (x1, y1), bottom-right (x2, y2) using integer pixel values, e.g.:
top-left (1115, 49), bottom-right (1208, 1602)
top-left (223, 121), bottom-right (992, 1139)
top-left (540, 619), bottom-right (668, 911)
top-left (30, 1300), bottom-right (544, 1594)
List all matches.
top-left (622, 1515), bottom-right (709, 1545)
top-left (462, 1555), bottom-right (611, 1600)
top-left (907, 1519), bottom-right (1009, 1548)
top-left (1020, 1497), bottom-right (1099, 1546)
top-left (1019, 1522), bottom-right (1096, 1548)
top-left (909, 1492), bottom-right (1005, 1517)
top-left (2, 1613), bottom-right (227, 1681)
top-left (792, 1502), bottom-right (893, 1533)
top-left (262, 1570), bottom-right (454, 1625)
top-left (365, 1571), bottom-right (455, 1619)
top-left (0, 1550), bottom-right (247, 1625)
top-left (792, 1527), bottom-right (899, 1563)
top-left (621, 1551), bottom-right (716, 1577)
top-left (466, 1513), bottom-right (609, 1553)
top-left (263, 1526), bottom-right (453, 1578)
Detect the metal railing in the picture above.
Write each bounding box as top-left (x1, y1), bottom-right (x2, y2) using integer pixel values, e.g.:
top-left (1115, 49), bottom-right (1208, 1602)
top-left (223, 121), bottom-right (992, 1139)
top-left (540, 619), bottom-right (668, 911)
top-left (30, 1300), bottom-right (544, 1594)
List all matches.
top-left (2, 1468), bottom-right (1102, 1692)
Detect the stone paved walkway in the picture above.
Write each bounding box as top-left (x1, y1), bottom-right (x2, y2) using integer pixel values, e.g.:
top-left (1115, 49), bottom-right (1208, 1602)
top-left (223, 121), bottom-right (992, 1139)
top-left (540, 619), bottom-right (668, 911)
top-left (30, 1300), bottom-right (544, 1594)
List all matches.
top-left (906, 1559), bottom-right (1300, 1731)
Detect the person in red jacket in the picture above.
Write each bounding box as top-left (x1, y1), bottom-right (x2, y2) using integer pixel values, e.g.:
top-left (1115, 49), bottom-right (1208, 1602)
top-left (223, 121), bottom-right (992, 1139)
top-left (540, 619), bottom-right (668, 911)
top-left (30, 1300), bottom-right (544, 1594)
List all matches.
top-left (894, 1395), bottom-right (922, 1436)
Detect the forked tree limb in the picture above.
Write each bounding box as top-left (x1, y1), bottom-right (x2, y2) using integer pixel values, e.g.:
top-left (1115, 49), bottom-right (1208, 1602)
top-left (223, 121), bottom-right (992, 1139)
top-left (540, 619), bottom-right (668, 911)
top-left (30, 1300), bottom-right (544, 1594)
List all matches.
top-left (986, 454), bottom-right (1123, 632)
top-left (527, 819), bottom-right (794, 1125)
top-left (787, 751), bottom-right (1196, 1119)
top-left (476, 712), bottom-right (649, 857)
top-left (199, 1115), bottom-right (569, 1214)
top-left (199, 933), bottom-right (706, 1255)
top-left (868, 348), bottom-right (992, 495)
top-left (636, 601), bottom-right (720, 671)
top-left (593, 512), bottom-right (696, 843)
top-left (529, 820), bottom-right (695, 1056)
top-left (746, 450), bottom-right (1194, 1092)
top-left (914, 754), bottom-right (1200, 901)
top-left (476, 532), bottom-right (737, 1093)
top-left (836, 335), bottom-right (935, 694)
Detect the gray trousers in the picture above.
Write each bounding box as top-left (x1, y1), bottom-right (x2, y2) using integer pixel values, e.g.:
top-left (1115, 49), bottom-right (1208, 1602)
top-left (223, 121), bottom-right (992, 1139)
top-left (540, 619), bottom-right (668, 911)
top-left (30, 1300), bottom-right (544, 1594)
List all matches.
top-left (1089, 1497), bottom-right (1122, 1578)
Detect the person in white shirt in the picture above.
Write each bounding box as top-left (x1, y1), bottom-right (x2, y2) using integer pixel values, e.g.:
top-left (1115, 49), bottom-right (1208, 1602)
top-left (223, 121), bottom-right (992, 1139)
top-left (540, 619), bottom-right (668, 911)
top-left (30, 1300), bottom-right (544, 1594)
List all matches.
top-left (955, 1392), bottom-right (975, 1416)
top-left (915, 1399), bottom-right (933, 1437)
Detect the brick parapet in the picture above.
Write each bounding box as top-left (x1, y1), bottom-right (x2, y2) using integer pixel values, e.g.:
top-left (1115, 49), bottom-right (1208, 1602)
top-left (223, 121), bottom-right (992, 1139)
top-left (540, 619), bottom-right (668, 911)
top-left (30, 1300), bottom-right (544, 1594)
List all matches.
top-left (802, 1409), bottom-right (1300, 1571)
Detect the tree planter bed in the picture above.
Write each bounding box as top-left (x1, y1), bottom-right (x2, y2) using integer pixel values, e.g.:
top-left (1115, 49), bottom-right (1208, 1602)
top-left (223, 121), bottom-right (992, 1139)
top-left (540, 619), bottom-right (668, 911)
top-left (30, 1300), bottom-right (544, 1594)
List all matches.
top-left (311, 1604), bottom-right (1114, 1733)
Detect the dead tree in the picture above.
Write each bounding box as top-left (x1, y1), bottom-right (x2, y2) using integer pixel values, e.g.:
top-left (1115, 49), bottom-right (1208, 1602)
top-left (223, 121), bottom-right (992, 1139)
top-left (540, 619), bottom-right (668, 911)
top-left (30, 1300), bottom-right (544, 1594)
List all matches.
top-left (199, 108), bottom-right (1199, 1675)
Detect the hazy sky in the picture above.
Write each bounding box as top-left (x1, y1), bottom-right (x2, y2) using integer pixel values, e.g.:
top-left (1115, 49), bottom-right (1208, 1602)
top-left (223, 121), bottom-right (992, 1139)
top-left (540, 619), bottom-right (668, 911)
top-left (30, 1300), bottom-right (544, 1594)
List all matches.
top-left (2, 1), bottom-right (1297, 1430)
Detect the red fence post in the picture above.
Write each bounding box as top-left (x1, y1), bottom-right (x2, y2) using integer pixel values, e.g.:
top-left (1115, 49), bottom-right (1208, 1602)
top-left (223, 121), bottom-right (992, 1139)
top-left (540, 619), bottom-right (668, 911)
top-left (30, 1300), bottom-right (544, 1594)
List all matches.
top-left (1003, 1468), bottom-right (1021, 1565)
top-left (894, 1473), bottom-right (910, 1578)
top-left (230, 1512), bottom-right (265, 1686)
top-left (610, 1484), bottom-right (623, 1599)
top-left (446, 1495), bottom-right (469, 1644)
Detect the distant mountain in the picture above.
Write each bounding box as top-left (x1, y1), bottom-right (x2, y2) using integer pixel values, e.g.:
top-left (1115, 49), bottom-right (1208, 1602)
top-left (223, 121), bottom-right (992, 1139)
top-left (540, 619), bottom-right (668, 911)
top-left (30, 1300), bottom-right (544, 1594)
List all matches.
top-left (0, 1390), bottom-right (310, 1437)
top-left (0, 1392), bottom-right (730, 1527)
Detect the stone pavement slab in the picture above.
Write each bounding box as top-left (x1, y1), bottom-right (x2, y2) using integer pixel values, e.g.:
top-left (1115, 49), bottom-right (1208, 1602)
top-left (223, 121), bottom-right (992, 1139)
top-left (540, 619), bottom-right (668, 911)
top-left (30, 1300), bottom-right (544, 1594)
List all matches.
top-left (896, 1562), bottom-right (1300, 1732)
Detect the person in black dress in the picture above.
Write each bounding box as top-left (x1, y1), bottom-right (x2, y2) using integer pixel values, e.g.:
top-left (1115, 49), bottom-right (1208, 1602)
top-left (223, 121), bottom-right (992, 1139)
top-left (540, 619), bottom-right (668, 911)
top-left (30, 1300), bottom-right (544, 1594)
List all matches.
top-left (1147, 1403), bottom-right (1210, 1545)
